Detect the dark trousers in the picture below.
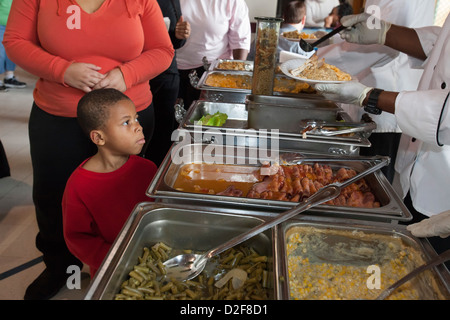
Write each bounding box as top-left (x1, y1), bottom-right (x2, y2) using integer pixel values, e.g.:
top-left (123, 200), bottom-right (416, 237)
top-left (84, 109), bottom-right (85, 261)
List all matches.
top-left (178, 66), bottom-right (205, 111)
top-left (29, 103), bottom-right (154, 274)
top-left (359, 132), bottom-right (401, 184)
top-left (0, 139), bottom-right (10, 178)
top-left (146, 73), bottom-right (179, 166)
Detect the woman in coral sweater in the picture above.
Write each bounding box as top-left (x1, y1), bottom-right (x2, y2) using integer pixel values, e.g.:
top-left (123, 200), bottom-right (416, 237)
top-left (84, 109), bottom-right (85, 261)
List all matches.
top-left (3, 0), bottom-right (174, 300)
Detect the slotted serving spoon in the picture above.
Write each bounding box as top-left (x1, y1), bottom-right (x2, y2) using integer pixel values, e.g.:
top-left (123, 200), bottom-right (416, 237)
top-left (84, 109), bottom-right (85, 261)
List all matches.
top-left (300, 25), bottom-right (346, 52)
top-left (375, 249), bottom-right (450, 300)
top-left (163, 157), bottom-right (389, 281)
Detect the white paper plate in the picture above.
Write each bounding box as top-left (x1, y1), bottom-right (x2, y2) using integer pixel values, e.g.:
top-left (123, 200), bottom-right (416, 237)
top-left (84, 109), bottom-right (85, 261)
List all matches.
top-left (280, 58), bottom-right (351, 84)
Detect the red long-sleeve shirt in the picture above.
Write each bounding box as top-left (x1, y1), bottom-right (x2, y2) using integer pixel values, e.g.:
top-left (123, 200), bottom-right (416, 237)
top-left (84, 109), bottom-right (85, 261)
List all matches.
top-left (3, 0), bottom-right (174, 117)
top-left (62, 155), bottom-right (157, 278)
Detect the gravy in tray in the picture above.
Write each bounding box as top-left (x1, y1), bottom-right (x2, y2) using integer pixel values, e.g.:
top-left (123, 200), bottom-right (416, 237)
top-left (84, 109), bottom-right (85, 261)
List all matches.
top-left (173, 163), bottom-right (261, 196)
top-left (172, 163), bottom-right (381, 208)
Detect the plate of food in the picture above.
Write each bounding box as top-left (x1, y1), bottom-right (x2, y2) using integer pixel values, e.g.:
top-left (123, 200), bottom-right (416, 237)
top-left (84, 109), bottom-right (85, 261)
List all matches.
top-left (281, 30), bottom-right (317, 43)
top-left (280, 56), bottom-right (352, 84)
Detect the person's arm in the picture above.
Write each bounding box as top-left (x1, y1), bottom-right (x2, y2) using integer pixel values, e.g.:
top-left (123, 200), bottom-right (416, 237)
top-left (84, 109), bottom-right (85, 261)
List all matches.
top-left (361, 89), bottom-right (399, 114)
top-left (340, 13), bottom-right (428, 61)
top-left (228, 0), bottom-right (251, 61)
top-left (3, 0), bottom-right (104, 92)
top-left (233, 48), bottom-right (249, 60)
top-left (384, 25), bottom-right (426, 60)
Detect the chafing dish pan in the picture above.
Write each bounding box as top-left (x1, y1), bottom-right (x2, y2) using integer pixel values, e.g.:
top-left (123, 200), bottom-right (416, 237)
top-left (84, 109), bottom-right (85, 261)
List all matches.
top-left (84, 204), bottom-right (449, 300)
top-left (147, 143), bottom-right (412, 222)
top-left (208, 59), bottom-right (254, 72)
top-left (178, 99), bottom-right (372, 155)
top-left (84, 202), bottom-right (277, 300)
top-left (193, 70), bottom-right (318, 96)
top-left (275, 217), bottom-right (450, 300)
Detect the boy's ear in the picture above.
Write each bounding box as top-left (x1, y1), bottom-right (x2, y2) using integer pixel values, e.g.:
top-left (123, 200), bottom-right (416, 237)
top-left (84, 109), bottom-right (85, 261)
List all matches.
top-left (90, 130), bottom-right (105, 146)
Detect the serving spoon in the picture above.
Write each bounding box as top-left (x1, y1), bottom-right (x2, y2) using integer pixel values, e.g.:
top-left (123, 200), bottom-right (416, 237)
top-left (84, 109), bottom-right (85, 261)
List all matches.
top-left (162, 157), bottom-right (389, 282)
top-left (375, 249), bottom-right (450, 300)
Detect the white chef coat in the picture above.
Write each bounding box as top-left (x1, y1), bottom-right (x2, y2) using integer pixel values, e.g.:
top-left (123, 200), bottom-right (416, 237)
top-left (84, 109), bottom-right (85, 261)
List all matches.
top-left (304, 0), bottom-right (339, 28)
top-left (394, 14), bottom-right (450, 217)
top-left (317, 0), bottom-right (435, 133)
top-left (176, 0), bottom-right (251, 70)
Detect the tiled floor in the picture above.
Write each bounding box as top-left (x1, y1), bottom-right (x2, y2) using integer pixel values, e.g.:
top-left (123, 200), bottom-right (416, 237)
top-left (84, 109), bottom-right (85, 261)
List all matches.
top-left (0, 68), bottom-right (90, 300)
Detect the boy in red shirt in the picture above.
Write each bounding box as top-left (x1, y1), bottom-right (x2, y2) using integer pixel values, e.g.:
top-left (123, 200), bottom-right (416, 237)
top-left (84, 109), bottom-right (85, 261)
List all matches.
top-left (62, 89), bottom-right (158, 278)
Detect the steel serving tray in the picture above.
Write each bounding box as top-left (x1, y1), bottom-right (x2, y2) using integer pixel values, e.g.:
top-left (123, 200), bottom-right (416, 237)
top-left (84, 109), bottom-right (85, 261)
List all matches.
top-left (208, 59), bottom-right (254, 72)
top-left (84, 203), bottom-right (448, 300)
top-left (194, 70), bottom-right (319, 96)
top-left (147, 143), bottom-right (412, 222)
top-left (274, 216), bottom-right (450, 300)
top-left (178, 99), bottom-right (371, 155)
top-left (84, 202), bottom-right (278, 300)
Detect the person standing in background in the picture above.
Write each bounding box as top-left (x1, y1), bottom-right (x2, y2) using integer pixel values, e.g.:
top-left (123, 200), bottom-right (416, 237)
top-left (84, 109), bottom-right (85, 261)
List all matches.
top-left (146, 0), bottom-right (190, 166)
top-left (277, 1), bottom-right (308, 57)
top-left (317, 0), bottom-right (436, 183)
top-left (0, 0), bottom-right (26, 91)
top-left (176, 0), bottom-right (251, 110)
top-left (3, 0), bottom-right (173, 300)
top-left (304, 0), bottom-right (339, 28)
top-left (324, 0), bottom-right (353, 29)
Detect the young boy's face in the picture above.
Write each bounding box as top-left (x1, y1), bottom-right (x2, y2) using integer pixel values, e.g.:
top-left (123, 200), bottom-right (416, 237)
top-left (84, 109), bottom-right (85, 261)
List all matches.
top-left (100, 99), bottom-right (146, 156)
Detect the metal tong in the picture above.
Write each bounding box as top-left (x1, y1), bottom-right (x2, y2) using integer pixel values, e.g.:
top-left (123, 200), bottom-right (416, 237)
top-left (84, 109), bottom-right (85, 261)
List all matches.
top-left (300, 119), bottom-right (377, 137)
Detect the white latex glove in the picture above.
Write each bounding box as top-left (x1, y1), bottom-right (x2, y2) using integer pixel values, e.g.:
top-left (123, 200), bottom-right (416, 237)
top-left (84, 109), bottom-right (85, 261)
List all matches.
top-left (315, 81), bottom-right (372, 106)
top-left (340, 13), bottom-right (392, 45)
top-left (407, 210), bottom-right (450, 238)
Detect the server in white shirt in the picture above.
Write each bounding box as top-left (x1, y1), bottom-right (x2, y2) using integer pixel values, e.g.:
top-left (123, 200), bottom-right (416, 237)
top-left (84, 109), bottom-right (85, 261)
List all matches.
top-left (176, 0), bottom-right (251, 110)
top-left (317, 0), bottom-right (435, 183)
top-left (315, 13), bottom-right (450, 256)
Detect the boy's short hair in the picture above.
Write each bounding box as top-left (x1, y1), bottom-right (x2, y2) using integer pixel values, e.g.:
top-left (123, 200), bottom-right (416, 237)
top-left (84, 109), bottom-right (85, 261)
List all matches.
top-left (77, 88), bottom-right (131, 137)
top-left (283, 0), bottom-right (306, 24)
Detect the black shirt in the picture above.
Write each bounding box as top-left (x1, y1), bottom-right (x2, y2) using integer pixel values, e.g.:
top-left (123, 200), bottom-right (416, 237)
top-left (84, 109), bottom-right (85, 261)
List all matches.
top-left (155, 0), bottom-right (186, 75)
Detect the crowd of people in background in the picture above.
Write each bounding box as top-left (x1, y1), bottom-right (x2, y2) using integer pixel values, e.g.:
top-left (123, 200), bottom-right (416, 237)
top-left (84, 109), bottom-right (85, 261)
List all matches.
top-left (1, 0), bottom-right (449, 300)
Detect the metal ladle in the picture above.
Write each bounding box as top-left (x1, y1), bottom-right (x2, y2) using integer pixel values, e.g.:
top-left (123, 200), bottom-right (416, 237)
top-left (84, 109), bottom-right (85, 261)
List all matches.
top-left (299, 25), bottom-right (346, 52)
top-left (162, 157), bottom-right (389, 282)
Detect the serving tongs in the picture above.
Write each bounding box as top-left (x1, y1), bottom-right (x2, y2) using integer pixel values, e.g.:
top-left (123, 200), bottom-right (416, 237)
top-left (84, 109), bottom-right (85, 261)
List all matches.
top-left (300, 119), bottom-right (377, 137)
top-left (162, 157), bottom-right (390, 282)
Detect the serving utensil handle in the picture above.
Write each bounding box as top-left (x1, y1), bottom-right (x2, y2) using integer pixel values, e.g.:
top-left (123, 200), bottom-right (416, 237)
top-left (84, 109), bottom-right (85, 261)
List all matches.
top-left (204, 185), bottom-right (341, 260)
top-left (311, 24), bottom-right (346, 47)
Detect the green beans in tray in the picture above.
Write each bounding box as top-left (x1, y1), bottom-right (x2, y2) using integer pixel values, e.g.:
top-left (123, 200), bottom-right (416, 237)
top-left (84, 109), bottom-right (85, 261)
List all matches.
top-left (115, 242), bottom-right (271, 300)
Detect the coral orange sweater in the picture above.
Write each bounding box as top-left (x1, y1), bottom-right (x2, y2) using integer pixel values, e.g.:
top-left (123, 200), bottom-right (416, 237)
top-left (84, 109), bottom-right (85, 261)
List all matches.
top-left (3, 0), bottom-right (174, 117)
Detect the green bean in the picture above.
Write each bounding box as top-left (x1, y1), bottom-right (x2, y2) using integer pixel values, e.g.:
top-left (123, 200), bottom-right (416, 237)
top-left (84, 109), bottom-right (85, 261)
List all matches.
top-left (146, 260), bottom-right (160, 274)
top-left (221, 253), bottom-right (235, 264)
top-left (231, 252), bottom-right (244, 267)
top-left (129, 270), bottom-right (144, 283)
top-left (185, 289), bottom-right (197, 299)
top-left (137, 287), bottom-right (155, 294)
top-left (157, 260), bottom-right (166, 275)
top-left (122, 287), bottom-right (143, 298)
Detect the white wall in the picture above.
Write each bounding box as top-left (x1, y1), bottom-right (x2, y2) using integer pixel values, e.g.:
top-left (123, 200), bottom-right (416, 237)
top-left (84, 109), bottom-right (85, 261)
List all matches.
top-left (245, 0), bottom-right (278, 22)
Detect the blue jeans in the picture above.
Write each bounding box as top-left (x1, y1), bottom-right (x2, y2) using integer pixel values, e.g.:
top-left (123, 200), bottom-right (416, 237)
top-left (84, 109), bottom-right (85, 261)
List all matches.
top-left (0, 24), bottom-right (16, 74)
